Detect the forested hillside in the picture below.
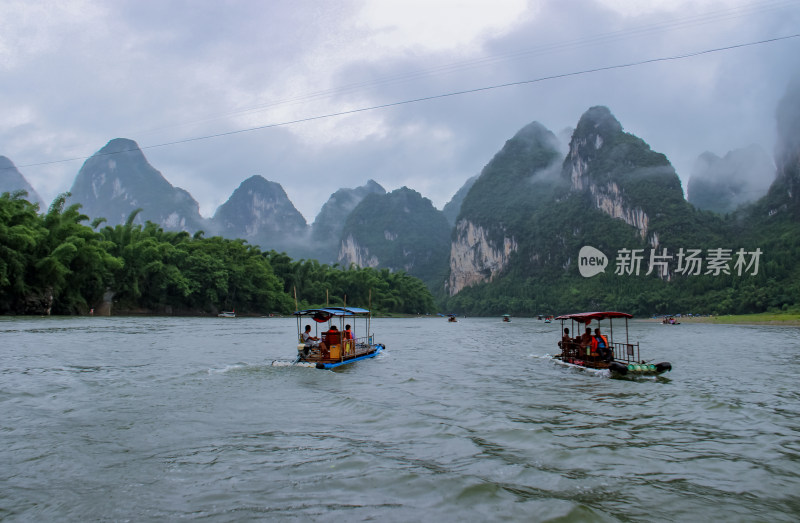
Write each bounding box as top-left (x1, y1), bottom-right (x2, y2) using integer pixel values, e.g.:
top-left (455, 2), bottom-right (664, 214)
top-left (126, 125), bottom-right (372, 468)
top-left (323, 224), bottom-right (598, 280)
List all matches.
top-left (4, 80), bottom-right (800, 319)
top-left (0, 191), bottom-right (437, 316)
top-left (67, 138), bottom-right (206, 232)
top-left (340, 187), bottom-right (451, 293)
top-left (443, 106), bottom-right (795, 317)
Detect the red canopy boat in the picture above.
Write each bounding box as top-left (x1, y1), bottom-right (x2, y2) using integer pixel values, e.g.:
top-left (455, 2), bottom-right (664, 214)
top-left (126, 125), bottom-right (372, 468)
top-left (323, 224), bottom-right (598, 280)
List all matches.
top-left (554, 311), bottom-right (671, 376)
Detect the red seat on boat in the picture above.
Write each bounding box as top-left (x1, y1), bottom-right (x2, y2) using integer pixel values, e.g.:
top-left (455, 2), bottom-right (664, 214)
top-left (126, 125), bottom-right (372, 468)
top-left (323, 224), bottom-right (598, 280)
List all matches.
top-left (323, 332), bottom-right (341, 345)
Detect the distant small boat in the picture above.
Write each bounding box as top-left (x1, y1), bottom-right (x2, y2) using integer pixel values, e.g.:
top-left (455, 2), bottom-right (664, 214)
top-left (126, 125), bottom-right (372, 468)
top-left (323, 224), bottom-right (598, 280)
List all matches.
top-left (502, 314), bottom-right (511, 323)
top-left (448, 314), bottom-right (458, 322)
top-left (218, 311), bottom-right (236, 318)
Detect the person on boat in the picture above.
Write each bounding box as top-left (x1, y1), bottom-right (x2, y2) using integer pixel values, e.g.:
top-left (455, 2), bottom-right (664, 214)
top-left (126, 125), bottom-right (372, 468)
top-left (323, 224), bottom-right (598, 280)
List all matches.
top-left (559, 327), bottom-right (575, 358)
top-left (302, 325), bottom-right (326, 353)
top-left (578, 327), bottom-right (593, 354)
top-left (559, 327), bottom-right (570, 345)
top-left (324, 324), bottom-right (341, 346)
top-left (593, 328), bottom-right (613, 362)
top-left (341, 324), bottom-right (355, 354)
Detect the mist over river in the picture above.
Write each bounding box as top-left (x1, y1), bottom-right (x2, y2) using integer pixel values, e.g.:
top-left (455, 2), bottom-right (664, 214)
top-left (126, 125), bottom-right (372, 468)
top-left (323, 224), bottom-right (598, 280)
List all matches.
top-left (2, 316), bottom-right (799, 521)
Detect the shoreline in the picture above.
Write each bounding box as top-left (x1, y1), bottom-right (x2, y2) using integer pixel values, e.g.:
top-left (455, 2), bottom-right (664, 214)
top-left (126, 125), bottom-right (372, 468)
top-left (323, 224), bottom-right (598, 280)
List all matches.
top-left (5, 312), bottom-right (800, 326)
top-left (642, 313), bottom-right (800, 326)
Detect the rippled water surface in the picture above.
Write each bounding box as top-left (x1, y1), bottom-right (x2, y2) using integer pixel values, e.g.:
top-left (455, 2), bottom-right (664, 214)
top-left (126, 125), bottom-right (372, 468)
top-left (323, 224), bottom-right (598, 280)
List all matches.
top-left (2, 316), bottom-right (799, 521)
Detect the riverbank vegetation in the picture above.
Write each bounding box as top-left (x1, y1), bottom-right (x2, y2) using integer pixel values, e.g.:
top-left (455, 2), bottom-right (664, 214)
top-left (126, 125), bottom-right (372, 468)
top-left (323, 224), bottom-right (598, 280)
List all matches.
top-left (678, 311), bottom-right (800, 325)
top-left (0, 192), bottom-right (437, 316)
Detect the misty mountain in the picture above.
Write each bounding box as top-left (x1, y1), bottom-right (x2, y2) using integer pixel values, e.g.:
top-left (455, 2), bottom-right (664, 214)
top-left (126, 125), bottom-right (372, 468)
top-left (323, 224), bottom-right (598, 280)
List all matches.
top-left (459, 120), bottom-right (564, 227)
top-left (444, 106), bottom-right (738, 315)
top-left (687, 145), bottom-right (774, 214)
top-left (441, 174), bottom-right (477, 226)
top-left (11, 87), bottom-right (798, 316)
top-left (559, 105), bottom-right (728, 259)
top-left (447, 120), bottom-right (564, 295)
top-left (67, 138), bottom-right (206, 231)
top-left (339, 187), bottom-right (451, 290)
top-left (0, 156), bottom-right (44, 208)
top-left (561, 105), bottom-right (692, 244)
top-left (556, 127), bottom-right (574, 155)
top-left (763, 75), bottom-right (800, 218)
top-left (310, 179), bottom-right (385, 263)
top-left (210, 175), bottom-right (308, 255)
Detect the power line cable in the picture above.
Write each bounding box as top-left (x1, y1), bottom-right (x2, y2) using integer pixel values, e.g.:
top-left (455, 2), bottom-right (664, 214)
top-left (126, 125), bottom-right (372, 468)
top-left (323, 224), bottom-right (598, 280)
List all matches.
top-left (126, 0), bottom-right (799, 135)
top-left (7, 32), bottom-right (800, 171)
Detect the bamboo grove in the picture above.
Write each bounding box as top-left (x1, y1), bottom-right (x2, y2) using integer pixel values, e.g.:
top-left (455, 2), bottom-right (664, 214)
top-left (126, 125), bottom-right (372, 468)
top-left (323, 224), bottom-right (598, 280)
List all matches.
top-left (0, 192), bottom-right (437, 316)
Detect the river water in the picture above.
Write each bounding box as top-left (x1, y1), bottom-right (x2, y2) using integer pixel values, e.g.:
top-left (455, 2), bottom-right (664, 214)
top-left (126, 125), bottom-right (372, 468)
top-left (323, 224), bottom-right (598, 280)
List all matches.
top-left (1, 316), bottom-right (799, 521)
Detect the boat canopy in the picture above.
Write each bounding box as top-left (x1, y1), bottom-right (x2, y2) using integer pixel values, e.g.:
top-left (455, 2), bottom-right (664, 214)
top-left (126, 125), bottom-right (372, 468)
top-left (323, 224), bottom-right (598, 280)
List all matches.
top-left (294, 307), bottom-right (371, 322)
top-left (554, 311), bottom-right (633, 323)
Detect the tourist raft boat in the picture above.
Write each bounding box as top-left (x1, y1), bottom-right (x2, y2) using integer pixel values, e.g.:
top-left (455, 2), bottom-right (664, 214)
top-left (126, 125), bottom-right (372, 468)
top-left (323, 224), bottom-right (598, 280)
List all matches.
top-left (273, 307), bottom-right (384, 369)
top-left (554, 311), bottom-right (672, 377)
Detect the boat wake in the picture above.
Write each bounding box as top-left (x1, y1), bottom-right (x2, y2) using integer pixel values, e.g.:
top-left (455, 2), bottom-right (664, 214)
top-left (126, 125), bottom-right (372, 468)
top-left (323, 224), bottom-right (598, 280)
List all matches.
top-left (207, 360), bottom-right (318, 374)
top-left (207, 363), bottom-right (249, 375)
top-left (541, 354), bottom-right (665, 381)
top-left (539, 353), bottom-right (611, 378)
top-left (270, 360), bottom-right (317, 368)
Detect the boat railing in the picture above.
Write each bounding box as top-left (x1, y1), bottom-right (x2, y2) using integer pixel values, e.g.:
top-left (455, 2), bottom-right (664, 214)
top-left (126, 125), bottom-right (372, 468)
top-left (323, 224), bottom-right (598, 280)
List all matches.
top-left (559, 341), bottom-right (585, 360)
top-left (304, 331), bottom-right (374, 362)
top-left (611, 341), bottom-right (639, 363)
top-left (353, 334), bottom-right (375, 349)
top-left (335, 334), bottom-right (373, 358)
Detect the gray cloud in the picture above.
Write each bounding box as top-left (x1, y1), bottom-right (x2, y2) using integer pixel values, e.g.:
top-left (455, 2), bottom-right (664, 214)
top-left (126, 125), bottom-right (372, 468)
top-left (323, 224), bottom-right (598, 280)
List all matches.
top-left (2, 0), bottom-right (799, 222)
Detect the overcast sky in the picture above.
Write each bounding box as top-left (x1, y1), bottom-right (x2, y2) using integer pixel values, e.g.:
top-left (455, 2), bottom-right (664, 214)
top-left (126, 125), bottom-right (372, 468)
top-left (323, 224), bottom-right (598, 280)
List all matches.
top-left (2, 0), bottom-right (800, 221)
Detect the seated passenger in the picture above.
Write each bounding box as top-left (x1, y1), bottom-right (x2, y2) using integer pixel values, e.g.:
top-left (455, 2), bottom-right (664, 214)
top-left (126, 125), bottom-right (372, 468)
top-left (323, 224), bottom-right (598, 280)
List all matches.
top-left (594, 327), bottom-right (613, 362)
top-left (559, 327), bottom-right (576, 358)
top-left (578, 327), bottom-right (593, 355)
top-left (324, 325), bottom-right (340, 345)
top-left (559, 327), bottom-right (570, 348)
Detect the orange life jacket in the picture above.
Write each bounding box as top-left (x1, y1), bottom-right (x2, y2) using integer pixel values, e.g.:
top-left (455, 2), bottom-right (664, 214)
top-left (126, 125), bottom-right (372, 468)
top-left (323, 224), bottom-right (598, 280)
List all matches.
top-left (591, 335), bottom-right (609, 350)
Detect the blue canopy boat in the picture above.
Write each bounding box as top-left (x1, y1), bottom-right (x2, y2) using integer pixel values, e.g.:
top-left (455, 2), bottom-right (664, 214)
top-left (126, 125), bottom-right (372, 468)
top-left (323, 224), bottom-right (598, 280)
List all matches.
top-left (273, 307), bottom-right (384, 369)
top-left (554, 311), bottom-right (672, 377)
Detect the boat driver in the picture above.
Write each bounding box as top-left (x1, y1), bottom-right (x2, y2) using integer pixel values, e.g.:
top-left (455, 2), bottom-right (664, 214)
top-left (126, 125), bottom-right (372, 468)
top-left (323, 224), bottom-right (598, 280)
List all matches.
top-left (302, 325), bottom-right (325, 353)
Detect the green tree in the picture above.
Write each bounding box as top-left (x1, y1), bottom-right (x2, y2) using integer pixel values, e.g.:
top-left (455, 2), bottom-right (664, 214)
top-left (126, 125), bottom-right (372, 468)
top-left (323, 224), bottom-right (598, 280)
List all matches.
top-left (0, 191), bottom-right (46, 313)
